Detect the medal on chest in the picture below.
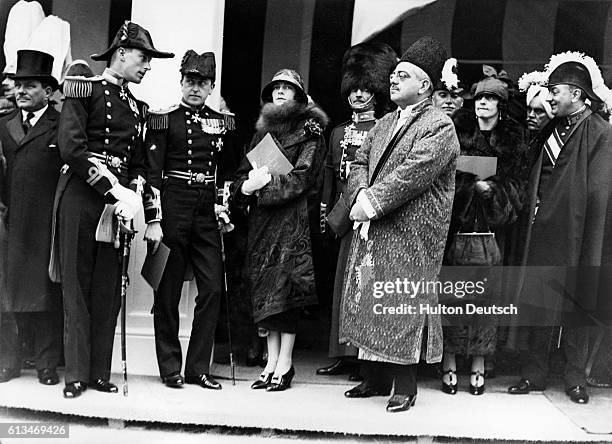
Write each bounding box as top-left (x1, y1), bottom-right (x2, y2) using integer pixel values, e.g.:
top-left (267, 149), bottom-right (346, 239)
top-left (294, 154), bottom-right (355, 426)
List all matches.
top-left (339, 123), bottom-right (368, 180)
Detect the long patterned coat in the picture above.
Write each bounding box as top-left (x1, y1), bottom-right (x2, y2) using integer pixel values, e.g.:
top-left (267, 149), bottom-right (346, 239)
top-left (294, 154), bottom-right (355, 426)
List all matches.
top-left (339, 100), bottom-right (459, 364)
top-left (231, 101), bottom-right (329, 324)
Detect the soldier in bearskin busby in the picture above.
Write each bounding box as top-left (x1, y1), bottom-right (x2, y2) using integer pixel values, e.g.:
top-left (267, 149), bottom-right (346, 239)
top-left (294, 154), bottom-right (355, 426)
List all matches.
top-left (316, 42), bottom-right (397, 380)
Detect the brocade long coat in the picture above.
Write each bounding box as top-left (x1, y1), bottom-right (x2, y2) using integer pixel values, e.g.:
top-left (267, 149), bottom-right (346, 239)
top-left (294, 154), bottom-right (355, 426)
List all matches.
top-left (339, 99), bottom-right (459, 364)
top-left (231, 101), bottom-right (328, 324)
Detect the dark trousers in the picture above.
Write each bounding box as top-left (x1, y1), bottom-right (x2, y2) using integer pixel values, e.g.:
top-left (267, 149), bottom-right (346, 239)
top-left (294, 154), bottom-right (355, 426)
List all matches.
top-left (59, 178), bottom-right (121, 384)
top-left (154, 184), bottom-right (222, 378)
top-left (361, 360), bottom-right (417, 396)
top-left (522, 326), bottom-right (589, 388)
top-left (0, 311), bottom-right (62, 371)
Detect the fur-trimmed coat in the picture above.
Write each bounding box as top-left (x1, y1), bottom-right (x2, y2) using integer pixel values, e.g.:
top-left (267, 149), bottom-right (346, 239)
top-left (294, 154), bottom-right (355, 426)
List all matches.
top-left (339, 100), bottom-right (459, 364)
top-left (448, 108), bottom-right (530, 264)
top-left (230, 101), bottom-right (328, 323)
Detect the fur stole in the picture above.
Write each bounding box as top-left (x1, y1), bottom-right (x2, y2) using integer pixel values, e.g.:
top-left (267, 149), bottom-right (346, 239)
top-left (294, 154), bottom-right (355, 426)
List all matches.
top-left (255, 101), bottom-right (329, 144)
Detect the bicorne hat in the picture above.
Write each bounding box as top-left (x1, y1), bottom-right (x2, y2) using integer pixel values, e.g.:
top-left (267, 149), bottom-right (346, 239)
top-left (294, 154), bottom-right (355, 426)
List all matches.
top-left (400, 36), bottom-right (447, 85)
top-left (9, 49), bottom-right (58, 90)
top-left (91, 21), bottom-right (174, 61)
top-left (261, 69), bottom-right (308, 104)
top-left (340, 42), bottom-right (398, 117)
top-left (180, 50), bottom-right (215, 83)
top-left (547, 61), bottom-right (599, 102)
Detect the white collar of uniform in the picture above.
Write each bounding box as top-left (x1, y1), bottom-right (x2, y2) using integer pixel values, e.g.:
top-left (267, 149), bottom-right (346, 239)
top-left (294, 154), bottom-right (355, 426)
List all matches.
top-left (102, 68), bottom-right (126, 86)
top-left (180, 100), bottom-right (207, 114)
top-left (398, 97), bottom-right (428, 119)
top-left (21, 104), bottom-right (48, 127)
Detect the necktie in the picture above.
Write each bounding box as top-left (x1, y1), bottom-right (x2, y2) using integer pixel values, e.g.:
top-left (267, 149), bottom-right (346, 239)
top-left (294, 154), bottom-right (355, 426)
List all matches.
top-left (23, 112), bottom-right (35, 134)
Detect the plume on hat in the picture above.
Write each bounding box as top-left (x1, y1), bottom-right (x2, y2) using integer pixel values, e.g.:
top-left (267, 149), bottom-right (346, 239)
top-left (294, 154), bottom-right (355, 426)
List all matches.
top-left (340, 42), bottom-right (398, 117)
top-left (545, 51), bottom-right (612, 109)
top-left (441, 58), bottom-right (459, 90)
top-left (519, 70), bottom-right (553, 119)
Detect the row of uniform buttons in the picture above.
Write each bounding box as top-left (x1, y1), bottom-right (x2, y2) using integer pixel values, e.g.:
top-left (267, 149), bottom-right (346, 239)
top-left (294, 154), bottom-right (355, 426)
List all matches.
top-left (101, 79), bottom-right (137, 154)
top-left (185, 109), bottom-right (214, 172)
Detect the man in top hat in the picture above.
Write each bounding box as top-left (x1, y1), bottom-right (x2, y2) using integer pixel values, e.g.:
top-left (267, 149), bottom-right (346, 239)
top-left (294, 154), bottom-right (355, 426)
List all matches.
top-left (0, 49), bottom-right (62, 385)
top-left (339, 36), bottom-right (459, 412)
top-left (508, 53), bottom-right (612, 404)
top-left (143, 50), bottom-right (238, 389)
top-left (55, 21), bottom-right (173, 398)
top-left (317, 42), bottom-right (397, 381)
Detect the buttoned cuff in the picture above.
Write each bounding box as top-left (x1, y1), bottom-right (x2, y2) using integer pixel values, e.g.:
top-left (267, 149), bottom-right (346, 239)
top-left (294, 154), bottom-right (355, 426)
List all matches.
top-left (356, 190), bottom-right (376, 219)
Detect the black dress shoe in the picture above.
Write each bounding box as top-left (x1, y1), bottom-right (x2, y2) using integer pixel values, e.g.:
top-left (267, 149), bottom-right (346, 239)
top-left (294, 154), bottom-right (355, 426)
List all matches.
top-left (386, 394), bottom-right (417, 413)
top-left (90, 379), bottom-right (118, 393)
top-left (508, 378), bottom-right (545, 395)
top-left (162, 372), bottom-right (184, 388)
top-left (316, 359), bottom-right (354, 376)
top-left (37, 368), bottom-right (59, 385)
top-left (251, 372), bottom-right (273, 389)
top-left (344, 381), bottom-right (387, 398)
top-left (441, 369), bottom-right (457, 395)
top-left (63, 381), bottom-right (87, 398)
top-left (267, 366), bottom-right (295, 392)
top-left (185, 374), bottom-right (222, 390)
top-left (469, 370), bottom-right (485, 396)
top-left (566, 385), bottom-right (589, 404)
top-left (0, 368), bottom-right (20, 383)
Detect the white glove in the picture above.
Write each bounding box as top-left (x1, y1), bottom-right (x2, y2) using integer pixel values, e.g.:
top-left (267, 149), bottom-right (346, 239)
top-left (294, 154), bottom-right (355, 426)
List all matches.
top-left (109, 183), bottom-right (141, 220)
top-left (242, 162), bottom-right (271, 195)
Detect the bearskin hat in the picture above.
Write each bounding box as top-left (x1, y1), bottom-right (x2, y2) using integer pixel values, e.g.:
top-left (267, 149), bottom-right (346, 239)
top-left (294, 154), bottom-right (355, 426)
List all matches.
top-left (340, 42), bottom-right (398, 117)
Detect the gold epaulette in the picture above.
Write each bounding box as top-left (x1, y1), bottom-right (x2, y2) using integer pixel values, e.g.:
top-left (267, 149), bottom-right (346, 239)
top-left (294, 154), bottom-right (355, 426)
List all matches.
top-left (147, 104), bottom-right (179, 130)
top-left (222, 113), bottom-right (236, 131)
top-left (62, 75), bottom-right (102, 98)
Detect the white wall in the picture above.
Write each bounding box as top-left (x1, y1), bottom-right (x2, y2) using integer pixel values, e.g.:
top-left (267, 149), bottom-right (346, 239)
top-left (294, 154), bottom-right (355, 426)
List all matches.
top-left (130, 0), bottom-right (225, 110)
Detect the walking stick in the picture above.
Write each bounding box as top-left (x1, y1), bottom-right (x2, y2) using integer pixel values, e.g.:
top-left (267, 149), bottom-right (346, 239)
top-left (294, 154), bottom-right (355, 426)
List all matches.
top-left (219, 230), bottom-right (235, 385)
top-left (115, 217), bottom-right (136, 396)
top-left (217, 181), bottom-right (235, 385)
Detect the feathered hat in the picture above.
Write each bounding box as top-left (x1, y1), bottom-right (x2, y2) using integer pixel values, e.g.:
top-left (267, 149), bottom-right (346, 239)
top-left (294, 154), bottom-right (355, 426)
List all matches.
top-left (518, 70), bottom-right (553, 119)
top-left (2, 0), bottom-right (45, 75)
top-left (340, 41), bottom-right (398, 117)
top-left (434, 57), bottom-right (463, 93)
top-left (544, 51), bottom-right (612, 109)
top-left (180, 50), bottom-right (215, 83)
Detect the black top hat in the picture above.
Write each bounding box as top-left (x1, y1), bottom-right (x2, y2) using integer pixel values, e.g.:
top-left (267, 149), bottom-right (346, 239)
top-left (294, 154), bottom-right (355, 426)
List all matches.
top-left (400, 36), bottom-right (447, 86)
top-left (548, 61), bottom-right (599, 102)
top-left (10, 49), bottom-right (58, 90)
top-left (91, 21), bottom-right (174, 61)
top-left (180, 50), bottom-right (215, 83)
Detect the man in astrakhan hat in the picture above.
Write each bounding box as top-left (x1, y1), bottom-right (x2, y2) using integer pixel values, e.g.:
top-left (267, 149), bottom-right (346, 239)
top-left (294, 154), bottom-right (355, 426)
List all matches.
top-left (339, 36), bottom-right (459, 412)
top-left (508, 52), bottom-right (612, 404)
top-left (55, 20), bottom-right (173, 398)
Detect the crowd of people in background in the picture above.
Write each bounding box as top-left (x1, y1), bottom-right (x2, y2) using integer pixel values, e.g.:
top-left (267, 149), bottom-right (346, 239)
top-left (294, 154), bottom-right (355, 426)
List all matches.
top-left (1, 15), bottom-right (611, 416)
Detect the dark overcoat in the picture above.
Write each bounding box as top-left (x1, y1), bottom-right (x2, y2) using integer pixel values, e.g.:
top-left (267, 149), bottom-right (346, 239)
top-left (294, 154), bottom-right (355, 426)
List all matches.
top-left (231, 101), bottom-right (329, 324)
top-left (0, 107), bottom-right (62, 312)
top-left (339, 100), bottom-right (459, 364)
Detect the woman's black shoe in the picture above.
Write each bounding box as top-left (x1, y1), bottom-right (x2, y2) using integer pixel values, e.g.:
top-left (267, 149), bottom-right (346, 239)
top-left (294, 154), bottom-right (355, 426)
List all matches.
top-left (469, 370), bottom-right (485, 395)
top-left (63, 381), bottom-right (87, 398)
top-left (251, 372), bottom-right (273, 389)
top-left (441, 369), bottom-right (457, 395)
top-left (266, 366), bottom-right (295, 392)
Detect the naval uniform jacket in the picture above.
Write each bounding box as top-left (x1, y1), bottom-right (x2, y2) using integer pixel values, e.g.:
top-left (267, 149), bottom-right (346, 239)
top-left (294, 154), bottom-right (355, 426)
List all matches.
top-left (143, 103), bottom-right (238, 223)
top-left (0, 107), bottom-right (62, 312)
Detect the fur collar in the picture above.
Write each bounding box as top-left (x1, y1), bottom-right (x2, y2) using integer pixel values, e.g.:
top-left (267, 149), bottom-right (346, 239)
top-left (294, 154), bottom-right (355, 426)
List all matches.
top-left (452, 107), bottom-right (526, 158)
top-left (255, 101), bottom-right (329, 142)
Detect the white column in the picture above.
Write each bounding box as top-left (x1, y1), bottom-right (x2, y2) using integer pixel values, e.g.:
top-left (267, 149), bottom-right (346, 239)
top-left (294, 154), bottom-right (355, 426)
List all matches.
top-left (130, 0), bottom-right (225, 110)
